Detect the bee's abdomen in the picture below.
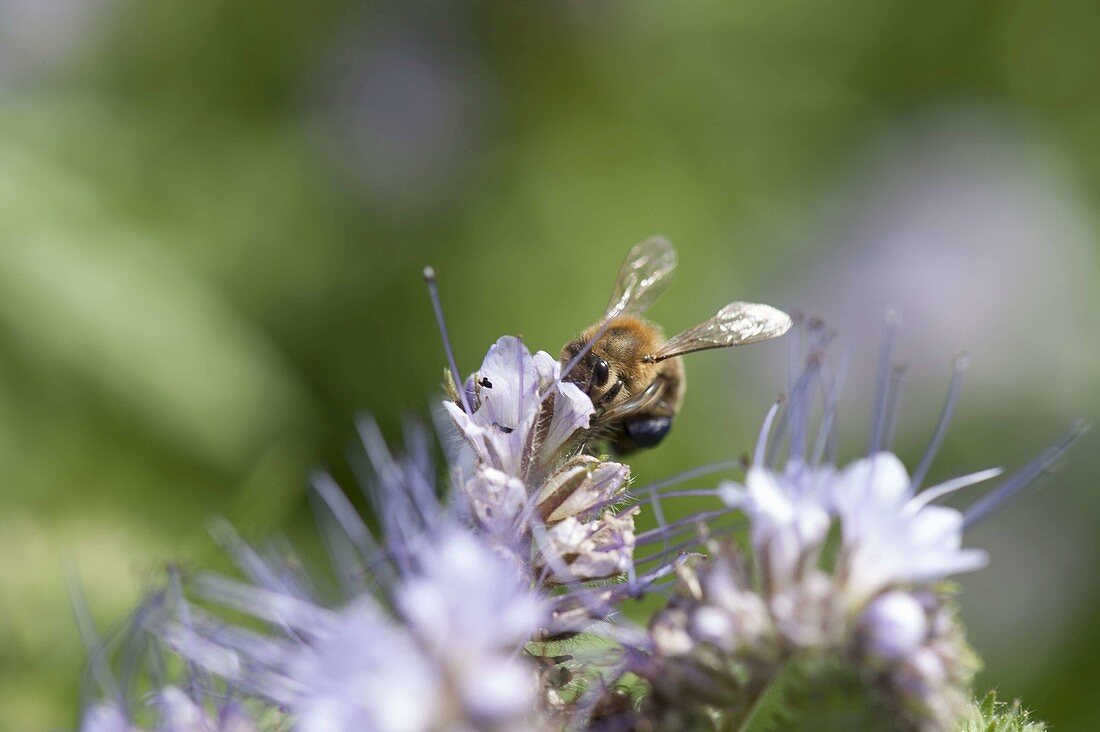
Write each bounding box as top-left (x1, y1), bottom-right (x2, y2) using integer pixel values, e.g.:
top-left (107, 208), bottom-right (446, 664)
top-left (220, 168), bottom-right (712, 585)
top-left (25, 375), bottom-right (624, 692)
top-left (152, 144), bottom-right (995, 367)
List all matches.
top-left (611, 417), bottom-right (674, 454)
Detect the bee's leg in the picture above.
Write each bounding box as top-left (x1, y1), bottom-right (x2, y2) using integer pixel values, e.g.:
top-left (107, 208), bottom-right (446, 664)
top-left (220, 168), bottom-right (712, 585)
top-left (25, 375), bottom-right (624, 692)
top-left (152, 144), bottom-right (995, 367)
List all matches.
top-left (621, 417), bottom-right (673, 449)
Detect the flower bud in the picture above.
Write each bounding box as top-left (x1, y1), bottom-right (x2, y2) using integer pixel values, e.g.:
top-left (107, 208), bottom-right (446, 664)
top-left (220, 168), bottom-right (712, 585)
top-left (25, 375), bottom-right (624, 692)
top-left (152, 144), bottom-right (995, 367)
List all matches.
top-left (859, 591), bottom-right (928, 662)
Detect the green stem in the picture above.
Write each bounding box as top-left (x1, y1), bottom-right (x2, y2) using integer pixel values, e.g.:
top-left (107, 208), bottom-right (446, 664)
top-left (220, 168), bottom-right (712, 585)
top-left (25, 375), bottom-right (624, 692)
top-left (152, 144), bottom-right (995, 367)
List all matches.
top-left (729, 660), bottom-right (796, 732)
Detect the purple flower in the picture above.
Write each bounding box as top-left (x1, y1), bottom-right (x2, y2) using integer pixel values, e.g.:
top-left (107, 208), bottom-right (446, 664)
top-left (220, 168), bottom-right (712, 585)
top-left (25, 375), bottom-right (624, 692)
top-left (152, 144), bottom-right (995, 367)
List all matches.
top-left (284, 529), bottom-right (545, 731)
top-left (445, 335), bottom-right (639, 587)
top-left (630, 318), bottom-right (1083, 728)
top-left (443, 335), bottom-right (593, 478)
top-left (832, 453), bottom-right (993, 608)
top-left (720, 457), bottom-right (834, 595)
top-left (150, 417), bottom-right (555, 732)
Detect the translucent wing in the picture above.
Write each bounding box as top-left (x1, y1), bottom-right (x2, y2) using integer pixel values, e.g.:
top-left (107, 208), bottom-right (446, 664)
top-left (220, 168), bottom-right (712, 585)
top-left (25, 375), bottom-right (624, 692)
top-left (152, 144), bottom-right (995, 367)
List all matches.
top-left (649, 302), bottom-right (793, 362)
top-left (603, 236), bottom-right (677, 320)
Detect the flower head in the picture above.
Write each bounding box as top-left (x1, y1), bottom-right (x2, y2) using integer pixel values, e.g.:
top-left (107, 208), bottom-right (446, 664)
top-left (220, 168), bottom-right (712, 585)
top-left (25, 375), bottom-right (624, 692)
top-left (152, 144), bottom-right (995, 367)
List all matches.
top-left (444, 335), bottom-right (593, 479)
top-left (832, 452), bottom-right (992, 608)
top-left (155, 420), bottom-right (553, 732)
top-left (281, 529), bottom-right (545, 732)
top-left (633, 317), bottom-right (1085, 730)
top-left (71, 258), bottom-right (1083, 732)
top-left (445, 335), bottom-right (640, 588)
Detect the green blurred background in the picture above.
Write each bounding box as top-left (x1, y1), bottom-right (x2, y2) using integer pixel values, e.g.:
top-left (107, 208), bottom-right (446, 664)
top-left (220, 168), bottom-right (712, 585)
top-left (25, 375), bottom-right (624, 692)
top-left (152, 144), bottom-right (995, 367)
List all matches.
top-left (1, 1), bottom-right (1098, 729)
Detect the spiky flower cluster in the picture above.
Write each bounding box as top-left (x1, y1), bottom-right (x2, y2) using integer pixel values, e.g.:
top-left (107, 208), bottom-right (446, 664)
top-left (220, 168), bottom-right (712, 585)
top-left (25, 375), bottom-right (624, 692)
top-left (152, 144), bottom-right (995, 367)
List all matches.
top-left (625, 323), bottom-right (1085, 731)
top-left (73, 300), bottom-right (1083, 731)
top-left (78, 419), bottom-right (556, 732)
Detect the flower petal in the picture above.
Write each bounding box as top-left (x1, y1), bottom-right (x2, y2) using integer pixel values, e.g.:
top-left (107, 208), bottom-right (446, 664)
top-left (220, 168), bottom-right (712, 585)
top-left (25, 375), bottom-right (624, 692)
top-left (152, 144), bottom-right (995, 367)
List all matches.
top-left (538, 509), bottom-right (639, 583)
top-left (538, 457), bottom-right (629, 524)
top-left (541, 380), bottom-right (593, 462)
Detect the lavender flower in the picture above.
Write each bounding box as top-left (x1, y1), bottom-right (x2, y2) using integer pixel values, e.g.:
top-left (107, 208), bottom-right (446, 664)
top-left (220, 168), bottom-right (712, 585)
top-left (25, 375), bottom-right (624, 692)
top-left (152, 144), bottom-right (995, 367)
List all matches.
top-left (633, 319), bottom-right (1086, 730)
top-left (153, 419), bottom-right (554, 732)
top-left (79, 309), bottom-right (685, 731)
top-left (719, 446), bottom-right (998, 625)
top-left (445, 335), bottom-right (639, 586)
top-left (72, 262), bottom-right (1081, 732)
top-left (280, 529), bottom-right (545, 732)
top-left (832, 452), bottom-right (994, 609)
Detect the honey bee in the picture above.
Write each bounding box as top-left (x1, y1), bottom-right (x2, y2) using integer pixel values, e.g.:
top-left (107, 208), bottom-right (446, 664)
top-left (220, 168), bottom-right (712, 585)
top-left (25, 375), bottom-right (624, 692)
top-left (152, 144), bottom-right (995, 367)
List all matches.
top-left (561, 236), bottom-right (793, 455)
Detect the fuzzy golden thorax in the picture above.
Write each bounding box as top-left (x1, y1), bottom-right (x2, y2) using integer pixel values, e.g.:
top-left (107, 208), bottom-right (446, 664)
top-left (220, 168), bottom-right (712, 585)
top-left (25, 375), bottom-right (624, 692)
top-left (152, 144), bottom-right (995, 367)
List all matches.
top-left (559, 315), bottom-right (667, 409)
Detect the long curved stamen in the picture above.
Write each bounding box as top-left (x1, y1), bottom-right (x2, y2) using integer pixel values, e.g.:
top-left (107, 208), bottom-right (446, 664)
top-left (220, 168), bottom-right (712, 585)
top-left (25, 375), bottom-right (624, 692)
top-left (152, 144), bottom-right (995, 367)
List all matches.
top-left (910, 354), bottom-right (968, 491)
top-left (646, 480), bottom-right (672, 556)
top-left (881, 364), bottom-right (908, 452)
top-left (963, 419), bottom-right (1090, 527)
top-left (424, 266), bottom-right (472, 415)
top-left (908, 467), bottom-right (1003, 513)
top-left (755, 401), bottom-right (782, 469)
top-left (634, 508), bottom-right (736, 546)
top-left (810, 351), bottom-right (847, 466)
top-left (868, 310), bottom-right (900, 454)
top-left (584, 460), bottom-right (739, 517)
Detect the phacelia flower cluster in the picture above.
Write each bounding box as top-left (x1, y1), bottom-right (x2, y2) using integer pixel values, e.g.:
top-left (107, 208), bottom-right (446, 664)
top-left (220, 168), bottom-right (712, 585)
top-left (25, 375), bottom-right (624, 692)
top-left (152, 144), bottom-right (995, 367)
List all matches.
top-left (625, 320), bottom-right (1086, 731)
top-left (72, 273), bottom-right (1083, 732)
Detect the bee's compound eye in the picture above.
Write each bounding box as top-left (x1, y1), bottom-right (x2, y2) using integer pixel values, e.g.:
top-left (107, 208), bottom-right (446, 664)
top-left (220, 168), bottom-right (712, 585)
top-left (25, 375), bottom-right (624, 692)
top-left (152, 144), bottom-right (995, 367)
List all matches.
top-left (593, 356), bottom-right (611, 387)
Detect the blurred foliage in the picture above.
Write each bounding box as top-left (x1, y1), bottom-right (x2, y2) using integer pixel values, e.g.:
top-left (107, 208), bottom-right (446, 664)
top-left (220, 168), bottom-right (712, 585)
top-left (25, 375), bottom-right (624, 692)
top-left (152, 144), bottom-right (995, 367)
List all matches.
top-left (0, 0), bottom-right (1098, 729)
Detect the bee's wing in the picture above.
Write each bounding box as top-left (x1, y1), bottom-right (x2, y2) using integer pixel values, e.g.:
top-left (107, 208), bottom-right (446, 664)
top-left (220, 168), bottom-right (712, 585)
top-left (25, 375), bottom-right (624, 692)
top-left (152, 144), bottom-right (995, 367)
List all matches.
top-left (648, 302), bottom-right (793, 362)
top-left (603, 236), bottom-right (678, 320)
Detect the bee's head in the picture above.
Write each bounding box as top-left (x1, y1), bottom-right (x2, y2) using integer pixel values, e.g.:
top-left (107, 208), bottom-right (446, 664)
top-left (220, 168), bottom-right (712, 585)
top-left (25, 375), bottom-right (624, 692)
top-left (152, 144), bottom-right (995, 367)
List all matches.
top-left (560, 318), bottom-right (659, 408)
top-left (560, 339), bottom-right (623, 408)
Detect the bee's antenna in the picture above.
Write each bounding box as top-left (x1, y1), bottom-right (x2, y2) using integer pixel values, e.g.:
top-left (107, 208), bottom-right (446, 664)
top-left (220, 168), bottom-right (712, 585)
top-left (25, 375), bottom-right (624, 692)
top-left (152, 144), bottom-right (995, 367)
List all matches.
top-left (423, 266), bottom-right (472, 414)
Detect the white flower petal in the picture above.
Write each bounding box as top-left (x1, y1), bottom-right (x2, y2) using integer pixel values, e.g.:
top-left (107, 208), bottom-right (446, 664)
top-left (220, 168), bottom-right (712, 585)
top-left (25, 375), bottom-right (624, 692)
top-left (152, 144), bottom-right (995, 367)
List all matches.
top-left (836, 452), bottom-right (911, 513)
top-left (80, 705), bottom-right (132, 732)
top-left (532, 350), bottom-right (560, 388)
top-left (906, 548), bottom-right (989, 584)
top-left (475, 337), bottom-right (541, 430)
top-left (906, 505), bottom-right (965, 550)
top-left (466, 336), bottom-right (542, 475)
top-left (540, 379), bottom-right (593, 461)
top-left (717, 480), bottom-right (748, 508)
top-left (459, 656), bottom-right (538, 723)
top-left (443, 400), bottom-right (491, 461)
top-left (291, 599), bottom-right (441, 732)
